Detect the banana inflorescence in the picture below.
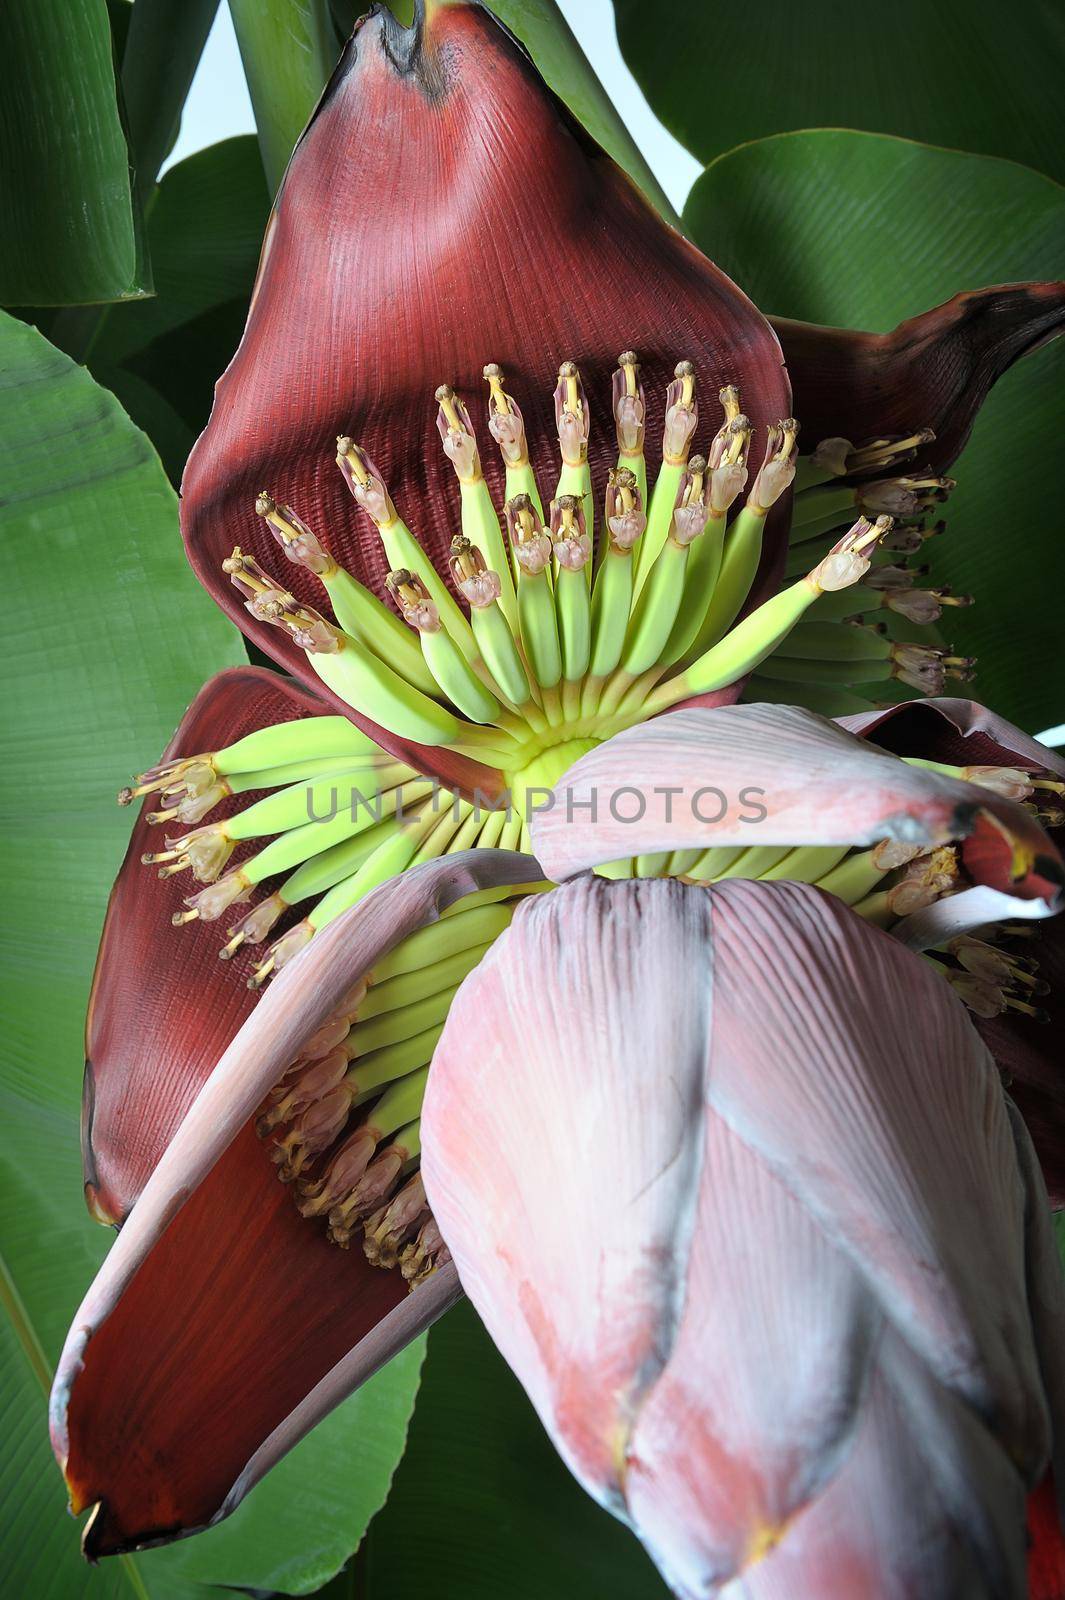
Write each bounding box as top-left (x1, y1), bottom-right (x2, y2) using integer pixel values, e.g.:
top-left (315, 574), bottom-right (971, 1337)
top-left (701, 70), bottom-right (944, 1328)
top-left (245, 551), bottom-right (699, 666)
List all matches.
top-left (123, 353), bottom-right (983, 990)
top-left (112, 361), bottom-right (1037, 1285)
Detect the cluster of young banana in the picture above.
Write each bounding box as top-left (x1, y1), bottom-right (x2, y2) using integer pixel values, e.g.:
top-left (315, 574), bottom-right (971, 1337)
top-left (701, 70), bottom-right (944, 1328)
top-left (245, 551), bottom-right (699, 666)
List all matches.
top-left (121, 353), bottom-right (996, 999)
top-left (237, 758), bottom-right (1053, 1270)
top-left (255, 890), bottom-right (538, 1271)
top-left (605, 751), bottom-right (1061, 1025)
top-left (123, 714), bottom-right (538, 988)
top-left (747, 432), bottom-right (975, 718)
top-left (228, 355), bottom-right (908, 786)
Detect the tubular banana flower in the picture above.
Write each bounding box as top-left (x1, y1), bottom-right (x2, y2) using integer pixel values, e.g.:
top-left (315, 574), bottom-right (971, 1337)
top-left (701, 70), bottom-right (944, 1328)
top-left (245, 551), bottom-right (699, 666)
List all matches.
top-left (51, 0), bottom-right (1065, 1580)
top-left (57, 701), bottom-right (1065, 1562)
top-left (423, 874), bottom-right (1065, 1599)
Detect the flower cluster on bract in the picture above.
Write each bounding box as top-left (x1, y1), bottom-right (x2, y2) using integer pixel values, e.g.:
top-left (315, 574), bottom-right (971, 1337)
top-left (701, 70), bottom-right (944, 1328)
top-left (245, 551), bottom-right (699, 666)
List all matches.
top-left (51, 1), bottom-right (1065, 1590)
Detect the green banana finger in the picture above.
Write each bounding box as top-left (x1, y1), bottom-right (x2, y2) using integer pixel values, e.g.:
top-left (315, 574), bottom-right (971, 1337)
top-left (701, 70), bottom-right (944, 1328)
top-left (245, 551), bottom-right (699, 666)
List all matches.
top-left (776, 618), bottom-right (891, 663)
top-left (556, 562), bottom-right (592, 681)
top-left (360, 940), bottom-right (494, 1020)
top-left (644, 521), bottom-right (884, 713)
top-left (227, 755), bottom-right (412, 796)
top-left (337, 435), bottom-right (478, 663)
top-left (587, 546), bottom-right (634, 683)
top-left (622, 538), bottom-right (691, 676)
top-left (216, 715), bottom-right (384, 774)
top-left (253, 494), bottom-right (440, 697)
top-left (742, 675), bottom-right (880, 717)
top-left (658, 512), bottom-right (728, 669)
top-left (710, 845), bottom-right (794, 880)
top-left (472, 600), bottom-right (531, 707)
top-left (633, 460), bottom-right (685, 596)
top-left (307, 628), bottom-right (468, 745)
top-left (227, 767), bottom-right (414, 841)
top-left (633, 359), bottom-right (699, 593)
top-left (244, 783), bottom-right (434, 883)
top-left (758, 844), bottom-right (851, 883)
top-left (278, 819), bottom-right (403, 903)
top-left (754, 654), bottom-right (894, 687)
top-left (384, 570), bottom-right (503, 724)
top-left (349, 986), bottom-right (457, 1057)
top-left (345, 1036), bottom-right (439, 1105)
top-left (460, 477), bottom-right (518, 630)
top-left (685, 845), bottom-right (746, 880)
top-left (374, 903), bottom-right (516, 984)
top-left (365, 1065), bottom-right (430, 1137)
top-left (789, 485), bottom-right (858, 530)
top-left (682, 505), bottom-right (766, 661)
top-left (309, 805), bottom-right (440, 932)
top-left (816, 849), bottom-right (888, 906)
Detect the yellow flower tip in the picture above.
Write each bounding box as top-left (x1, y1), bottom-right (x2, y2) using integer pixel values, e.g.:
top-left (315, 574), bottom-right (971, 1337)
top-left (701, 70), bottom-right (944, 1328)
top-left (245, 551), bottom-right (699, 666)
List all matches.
top-left (718, 383), bottom-right (741, 419)
top-left (435, 383), bottom-right (481, 479)
top-left (663, 361), bottom-right (698, 462)
top-left (742, 1521), bottom-right (785, 1571)
top-left (84, 1182), bottom-right (119, 1228)
top-left (554, 360), bottom-right (589, 465)
top-left (386, 568), bottom-right (441, 633)
top-left (337, 439), bottom-right (397, 526)
top-left (613, 351), bottom-right (645, 452)
top-left (255, 493), bottom-right (334, 576)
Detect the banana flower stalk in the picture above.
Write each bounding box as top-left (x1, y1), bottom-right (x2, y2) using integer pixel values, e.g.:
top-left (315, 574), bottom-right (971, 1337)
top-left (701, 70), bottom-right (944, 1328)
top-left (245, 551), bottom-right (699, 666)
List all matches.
top-left (50, 0), bottom-right (1065, 1583)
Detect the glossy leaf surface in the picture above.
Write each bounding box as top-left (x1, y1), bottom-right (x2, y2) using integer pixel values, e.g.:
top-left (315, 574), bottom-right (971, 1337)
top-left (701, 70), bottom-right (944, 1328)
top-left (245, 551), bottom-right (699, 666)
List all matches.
top-left (0, 0), bottom-right (150, 304)
top-left (683, 131), bottom-right (1065, 731)
top-left (88, 136), bottom-right (272, 484)
top-left (614, 0), bottom-right (1065, 184)
top-left (363, 1300), bottom-right (672, 1598)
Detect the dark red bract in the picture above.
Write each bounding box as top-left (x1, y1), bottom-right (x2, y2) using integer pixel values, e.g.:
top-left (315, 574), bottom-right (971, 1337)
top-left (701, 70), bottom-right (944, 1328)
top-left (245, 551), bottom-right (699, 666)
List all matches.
top-left (180, 1), bottom-right (791, 786)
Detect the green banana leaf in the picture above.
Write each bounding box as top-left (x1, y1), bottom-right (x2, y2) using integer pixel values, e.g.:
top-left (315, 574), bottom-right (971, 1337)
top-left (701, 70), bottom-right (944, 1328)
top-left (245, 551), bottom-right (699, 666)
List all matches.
top-left (161, 1342), bottom-right (426, 1594)
top-left (120, 0), bottom-right (220, 203)
top-left (0, 0), bottom-right (151, 305)
top-left (87, 136), bottom-right (271, 482)
top-left (682, 131), bottom-right (1065, 733)
top-left (0, 310), bottom-right (422, 1596)
top-left (614, 0), bottom-right (1065, 185)
top-left (229, 0), bottom-right (340, 195)
top-left (361, 1301), bottom-right (671, 1599)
